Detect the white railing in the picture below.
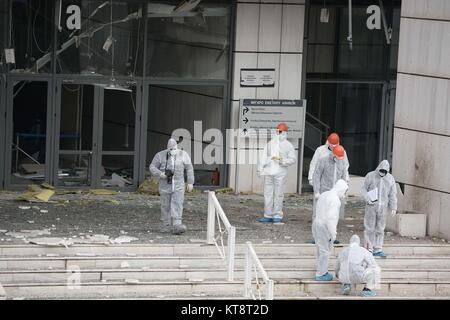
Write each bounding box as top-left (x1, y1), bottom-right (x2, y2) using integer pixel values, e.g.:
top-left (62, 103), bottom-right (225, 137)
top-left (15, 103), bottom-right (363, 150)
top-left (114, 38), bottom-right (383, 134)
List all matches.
top-left (244, 242), bottom-right (274, 300)
top-left (206, 191), bottom-right (236, 281)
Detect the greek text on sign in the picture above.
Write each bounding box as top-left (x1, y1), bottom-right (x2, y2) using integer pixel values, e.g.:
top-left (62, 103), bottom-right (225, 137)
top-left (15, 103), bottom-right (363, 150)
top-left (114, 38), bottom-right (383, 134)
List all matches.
top-left (239, 99), bottom-right (305, 139)
top-left (240, 69), bottom-right (275, 87)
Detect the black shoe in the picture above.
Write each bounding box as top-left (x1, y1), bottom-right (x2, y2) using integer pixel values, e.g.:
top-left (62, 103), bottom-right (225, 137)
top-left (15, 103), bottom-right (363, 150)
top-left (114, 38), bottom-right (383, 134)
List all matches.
top-left (333, 239), bottom-right (340, 244)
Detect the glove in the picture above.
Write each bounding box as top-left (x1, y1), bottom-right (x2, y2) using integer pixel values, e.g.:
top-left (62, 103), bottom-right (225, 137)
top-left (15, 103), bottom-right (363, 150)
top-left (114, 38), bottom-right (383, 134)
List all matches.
top-left (186, 184), bottom-right (194, 192)
top-left (366, 199), bottom-right (375, 206)
top-left (160, 172), bottom-right (167, 179)
top-left (314, 193), bottom-right (320, 199)
top-left (390, 209), bottom-right (397, 217)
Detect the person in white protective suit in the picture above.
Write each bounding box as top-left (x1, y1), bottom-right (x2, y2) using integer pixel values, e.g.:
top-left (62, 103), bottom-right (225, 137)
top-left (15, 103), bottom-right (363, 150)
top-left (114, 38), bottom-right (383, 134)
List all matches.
top-left (361, 160), bottom-right (397, 257)
top-left (149, 138), bottom-right (195, 235)
top-left (335, 234), bottom-right (381, 297)
top-left (257, 123), bottom-right (296, 224)
top-left (308, 133), bottom-right (349, 186)
top-left (309, 133), bottom-right (349, 237)
top-left (311, 145), bottom-right (347, 244)
top-left (312, 179), bottom-right (348, 281)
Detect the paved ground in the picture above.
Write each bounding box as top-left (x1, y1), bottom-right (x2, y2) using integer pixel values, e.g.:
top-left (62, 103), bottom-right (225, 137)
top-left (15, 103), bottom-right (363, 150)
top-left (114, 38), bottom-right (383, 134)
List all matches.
top-left (0, 189), bottom-right (447, 246)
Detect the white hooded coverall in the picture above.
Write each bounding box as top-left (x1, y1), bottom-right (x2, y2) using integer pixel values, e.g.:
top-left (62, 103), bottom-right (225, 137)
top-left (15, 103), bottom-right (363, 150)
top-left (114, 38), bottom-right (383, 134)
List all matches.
top-left (313, 179), bottom-right (348, 276)
top-left (149, 139), bottom-right (194, 228)
top-left (257, 134), bottom-right (296, 220)
top-left (335, 234), bottom-right (381, 290)
top-left (361, 160), bottom-right (397, 252)
top-left (309, 144), bottom-right (350, 221)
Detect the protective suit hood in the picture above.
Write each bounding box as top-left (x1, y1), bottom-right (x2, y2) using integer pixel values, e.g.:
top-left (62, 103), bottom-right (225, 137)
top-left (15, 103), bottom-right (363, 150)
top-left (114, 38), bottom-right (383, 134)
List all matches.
top-left (332, 179), bottom-right (348, 198)
top-left (350, 234), bottom-right (360, 246)
top-left (376, 160), bottom-right (390, 173)
top-left (167, 138), bottom-right (177, 150)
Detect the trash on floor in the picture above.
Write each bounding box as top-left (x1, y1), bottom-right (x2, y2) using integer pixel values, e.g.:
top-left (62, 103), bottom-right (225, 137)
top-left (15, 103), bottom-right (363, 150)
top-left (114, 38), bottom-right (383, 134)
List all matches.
top-left (138, 178), bottom-right (159, 195)
top-left (112, 236), bottom-right (138, 244)
top-left (102, 173), bottom-right (132, 188)
top-left (17, 185), bottom-right (55, 203)
top-left (28, 237), bottom-right (73, 248)
top-left (88, 189), bottom-right (118, 196)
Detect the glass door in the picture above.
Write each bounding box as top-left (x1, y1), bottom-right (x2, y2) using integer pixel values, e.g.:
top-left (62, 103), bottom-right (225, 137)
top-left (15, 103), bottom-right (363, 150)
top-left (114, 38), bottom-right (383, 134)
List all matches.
top-left (5, 79), bottom-right (51, 186)
top-left (56, 82), bottom-right (98, 187)
top-left (55, 79), bottom-right (139, 188)
top-left (98, 86), bottom-right (138, 188)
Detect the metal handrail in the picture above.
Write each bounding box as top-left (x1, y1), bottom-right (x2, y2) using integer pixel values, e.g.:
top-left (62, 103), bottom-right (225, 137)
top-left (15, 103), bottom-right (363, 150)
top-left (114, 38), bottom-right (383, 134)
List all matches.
top-left (244, 242), bottom-right (274, 300)
top-left (206, 191), bottom-right (236, 281)
top-left (305, 112), bottom-right (331, 131)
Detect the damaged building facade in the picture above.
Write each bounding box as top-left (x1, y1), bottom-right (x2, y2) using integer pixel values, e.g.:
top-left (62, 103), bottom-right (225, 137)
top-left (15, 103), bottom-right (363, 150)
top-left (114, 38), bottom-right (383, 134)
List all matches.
top-left (0, 0), bottom-right (450, 239)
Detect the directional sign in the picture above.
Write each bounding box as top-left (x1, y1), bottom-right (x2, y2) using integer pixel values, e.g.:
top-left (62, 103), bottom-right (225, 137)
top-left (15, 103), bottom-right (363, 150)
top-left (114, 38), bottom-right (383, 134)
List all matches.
top-left (239, 99), bottom-right (306, 139)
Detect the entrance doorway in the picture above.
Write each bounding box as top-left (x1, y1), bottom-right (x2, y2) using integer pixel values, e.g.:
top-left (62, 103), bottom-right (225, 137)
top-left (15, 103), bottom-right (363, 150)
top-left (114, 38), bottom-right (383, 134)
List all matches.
top-left (144, 83), bottom-right (226, 187)
top-left (55, 79), bottom-right (139, 188)
top-left (4, 78), bottom-right (51, 187)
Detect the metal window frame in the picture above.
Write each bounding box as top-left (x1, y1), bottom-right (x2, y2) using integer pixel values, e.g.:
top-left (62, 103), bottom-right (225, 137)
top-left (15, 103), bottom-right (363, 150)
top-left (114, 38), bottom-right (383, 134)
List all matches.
top-left (141, 79), bottom-right (229, 188)
top-left (1, 0), bottom-right (235, 190)
top-left (4, 74), bottom-right (53, 190)
top-left (0, 75), bottom-right (6, 189)
top-left (54, 76), bottom-right (142, 189)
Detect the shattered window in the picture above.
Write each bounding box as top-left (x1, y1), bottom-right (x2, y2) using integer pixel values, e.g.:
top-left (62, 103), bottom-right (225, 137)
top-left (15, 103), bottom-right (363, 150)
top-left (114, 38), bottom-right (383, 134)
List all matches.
top-left (146, 0), bottom-right (231, 79)
top-left (56, 0), bottom-right (144, 77)
top-left (0, 1), bottom-right (8, 73)
top-left (10, 0), bottom-right (54, 74)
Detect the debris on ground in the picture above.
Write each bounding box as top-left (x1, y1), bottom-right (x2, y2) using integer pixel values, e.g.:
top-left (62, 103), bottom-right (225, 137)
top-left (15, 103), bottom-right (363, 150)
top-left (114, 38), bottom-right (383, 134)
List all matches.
top-left (41, 183), bottom-right (55, 190)
top-left (138, 178), bottom-right (159, 195)
top-left (102, 173), bottom-right (132, 188)
top-left (213, 188), bottom-right (234, 194)
top-left (27, 237), bottom-right (73, 248)
top-left (6, 229), bottom-right (51, 239)
top-left (18, 206), bottom-right (31, 210)
top-left (17, 185), bottom-right (55, 203)
top-left (88, 189), bottom-right (118, 196)
top-left (112, 236), bottom-right (139, 244)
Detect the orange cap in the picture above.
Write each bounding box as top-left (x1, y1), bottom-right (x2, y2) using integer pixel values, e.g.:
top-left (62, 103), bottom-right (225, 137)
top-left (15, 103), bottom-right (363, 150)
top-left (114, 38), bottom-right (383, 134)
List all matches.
top-left (277, 123), bottom-right (289, 132)
top-left (333, 145), bottom-right (345, 160)
top-left (327, 133), bottom-right (340, 147)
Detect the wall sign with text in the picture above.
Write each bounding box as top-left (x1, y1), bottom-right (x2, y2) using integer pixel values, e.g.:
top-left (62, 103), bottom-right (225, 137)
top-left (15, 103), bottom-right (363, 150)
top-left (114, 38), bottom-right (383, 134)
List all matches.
top-left (240, 69), bottom-right (275, 88)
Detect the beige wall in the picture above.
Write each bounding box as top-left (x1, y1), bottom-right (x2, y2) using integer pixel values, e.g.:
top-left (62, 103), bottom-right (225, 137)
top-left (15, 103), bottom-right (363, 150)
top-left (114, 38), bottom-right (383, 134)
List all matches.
top-left (229, 0), bottom-right (305, 193)
top-left (393, 0), bottom-right (450, 238)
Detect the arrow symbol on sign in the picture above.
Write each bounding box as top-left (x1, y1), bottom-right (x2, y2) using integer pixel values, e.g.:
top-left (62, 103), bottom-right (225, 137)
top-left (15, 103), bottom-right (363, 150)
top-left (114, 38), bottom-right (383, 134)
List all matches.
top-left (243, 128), bottom-right (248, 134)
top-left (243, 107), bottom-right (249, 115)
top-left (243, 117), bottom-right (249, 124)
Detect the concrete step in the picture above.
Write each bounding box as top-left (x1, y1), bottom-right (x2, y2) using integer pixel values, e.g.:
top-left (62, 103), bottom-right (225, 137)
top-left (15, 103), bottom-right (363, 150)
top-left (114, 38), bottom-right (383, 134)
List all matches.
top-left (3, 279), bottom-right (450, 299)
top-left (2, 268), bottom-right (450, 284)
top-left (2, 255), bottom-right (450, 270)
top-left (2, 244), bottom-right (450, 257)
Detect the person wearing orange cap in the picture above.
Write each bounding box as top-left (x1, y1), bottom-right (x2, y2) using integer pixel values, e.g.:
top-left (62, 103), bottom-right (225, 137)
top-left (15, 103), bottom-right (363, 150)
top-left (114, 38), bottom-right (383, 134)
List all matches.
top-left (257, 123), bottom-right (296, 224)
top-left (308, 133), bottom-right (349, 186)
top-left (308, 133), bottom-right (350, 243)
